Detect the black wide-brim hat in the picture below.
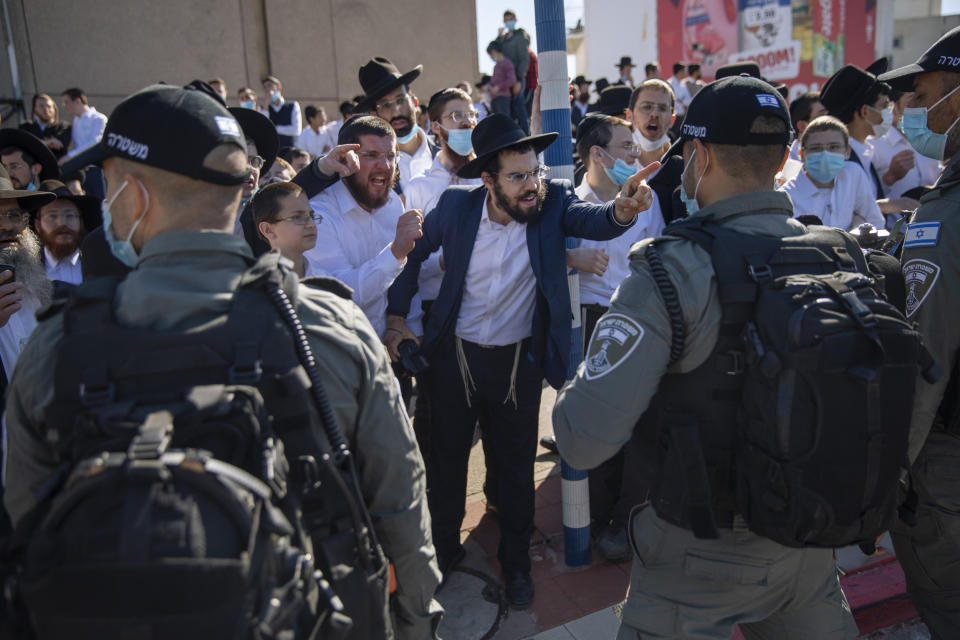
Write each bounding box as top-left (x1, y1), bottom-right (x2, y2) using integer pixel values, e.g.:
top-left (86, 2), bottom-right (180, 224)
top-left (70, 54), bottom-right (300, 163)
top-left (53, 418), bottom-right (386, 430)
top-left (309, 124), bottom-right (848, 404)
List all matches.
top-left (596, 86), bottom-right (632, 116)
top-left (616, 56), bottom-right (635, 68)
top-left (820, 65), bottom-right (881, 119)
top-left (354, 57), bottom-right (423, 113)
top-left (0, 128), bottom-right (59, 181)
top-left (457, 113), bottom-right (558, 179)
top-left (34, 179), bottom-right (102, 230)
top-left (228, 107), bottom-right (278, 172)
top-left (715, 61), bottom-right (761, 80)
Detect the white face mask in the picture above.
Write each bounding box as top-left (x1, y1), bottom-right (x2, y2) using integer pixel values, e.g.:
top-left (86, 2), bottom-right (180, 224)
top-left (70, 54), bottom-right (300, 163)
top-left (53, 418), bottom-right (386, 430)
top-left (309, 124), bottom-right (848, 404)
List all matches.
top-left (869, 104), bottom-right (894, 137)
top-left (633, 129), bottom-right (670, 152)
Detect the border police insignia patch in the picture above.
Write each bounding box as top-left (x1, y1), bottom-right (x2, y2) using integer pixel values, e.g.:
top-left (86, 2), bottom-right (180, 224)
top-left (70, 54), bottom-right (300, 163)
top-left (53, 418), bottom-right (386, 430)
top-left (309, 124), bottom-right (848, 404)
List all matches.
top-left (584, 313), bottom-right (644, 380)
top-left (904, 221), bottom-right (941, 248)
top-left (903, 259), bottom-right (941, 317)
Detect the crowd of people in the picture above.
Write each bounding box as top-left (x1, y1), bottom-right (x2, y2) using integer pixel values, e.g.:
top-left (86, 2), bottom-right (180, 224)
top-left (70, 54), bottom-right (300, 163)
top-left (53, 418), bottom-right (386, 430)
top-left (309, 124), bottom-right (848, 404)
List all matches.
top-left (0, 8), bottom-right (957, 640)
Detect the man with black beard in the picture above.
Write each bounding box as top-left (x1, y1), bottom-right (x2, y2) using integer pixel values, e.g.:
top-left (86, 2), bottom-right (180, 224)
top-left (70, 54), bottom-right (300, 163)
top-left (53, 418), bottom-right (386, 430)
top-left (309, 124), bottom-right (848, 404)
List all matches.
top-left (355, 58), bottom-right (434, 191)
top-left (33, 179), bottom-right (101, 284)
top-left (386, 113), bottom-right (658, 609)
top-left (306, 115), bottom-right (424, 339)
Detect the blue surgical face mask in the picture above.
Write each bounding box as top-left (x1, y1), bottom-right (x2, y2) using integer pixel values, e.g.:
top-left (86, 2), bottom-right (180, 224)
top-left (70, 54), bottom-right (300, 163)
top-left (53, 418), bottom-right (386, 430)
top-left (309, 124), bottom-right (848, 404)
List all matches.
top-left (102, 179), bottom-right (150, 267)
top-left (803, 150), bottom-right (847, 184)
top-left (680, 147), bottom-right (708, 215)
top-left (240, 99), bottom-right (256, 110)
top-left (25, 181), bottom-right (36, 191)
top-left (900, 84), bottom-right (960, 161)
top-left (598, 147), bottom-right (636, 186)
top-left (443, 126), bottom-right (474, 156)
top-left (505, 19), bottom-right (517, 30)
top-left (396, 122), bottom-right (420, 145)
top-left (270, 90), bottom-right (281, 103)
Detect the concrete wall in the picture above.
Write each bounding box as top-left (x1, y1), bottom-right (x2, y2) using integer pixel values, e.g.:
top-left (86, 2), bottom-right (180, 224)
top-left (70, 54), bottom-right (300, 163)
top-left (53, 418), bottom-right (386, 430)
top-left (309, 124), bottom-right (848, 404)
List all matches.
top-left (891, 15), bottom-right (960, 70)
top-left (0, 0), bottom-right (478, 127)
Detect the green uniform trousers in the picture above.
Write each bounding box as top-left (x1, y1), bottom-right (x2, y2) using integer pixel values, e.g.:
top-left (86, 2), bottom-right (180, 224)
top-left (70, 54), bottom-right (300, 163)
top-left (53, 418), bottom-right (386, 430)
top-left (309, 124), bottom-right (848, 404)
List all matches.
top-left (617, 507), bottom-right (858, 640)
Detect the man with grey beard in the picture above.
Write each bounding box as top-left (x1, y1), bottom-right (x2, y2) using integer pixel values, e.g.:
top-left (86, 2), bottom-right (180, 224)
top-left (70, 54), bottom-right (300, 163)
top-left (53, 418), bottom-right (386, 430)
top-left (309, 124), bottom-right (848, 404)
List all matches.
top-left (0, 166), bottom-right (54, 384)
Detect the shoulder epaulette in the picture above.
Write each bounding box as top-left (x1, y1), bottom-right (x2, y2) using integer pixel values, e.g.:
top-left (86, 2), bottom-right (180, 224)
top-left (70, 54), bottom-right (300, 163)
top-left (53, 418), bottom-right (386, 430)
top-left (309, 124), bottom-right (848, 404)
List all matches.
top-left (301, 276), bottom-right (353, 300)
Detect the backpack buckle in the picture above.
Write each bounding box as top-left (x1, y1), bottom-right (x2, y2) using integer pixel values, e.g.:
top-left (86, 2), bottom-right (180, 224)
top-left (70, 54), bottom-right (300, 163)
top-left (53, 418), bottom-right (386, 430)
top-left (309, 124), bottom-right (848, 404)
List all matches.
top-left (229, 360), bottom-right (263, 384)
top-left (79, 382), bottom-right (115, 407)
top-left (747, 264), bottom-right (773, 282)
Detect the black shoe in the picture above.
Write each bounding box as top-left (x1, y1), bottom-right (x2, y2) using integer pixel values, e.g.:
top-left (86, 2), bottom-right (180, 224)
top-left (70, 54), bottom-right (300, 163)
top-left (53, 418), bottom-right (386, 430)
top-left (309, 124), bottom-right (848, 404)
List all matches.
top-left (437, 545), bottom-right (466, 588)
top-left (504, 570), bottom-right (534, 610)
top-left (539, 435), bottom-right (559, 455)
top-left (596, 524), bottom-right (630, 562)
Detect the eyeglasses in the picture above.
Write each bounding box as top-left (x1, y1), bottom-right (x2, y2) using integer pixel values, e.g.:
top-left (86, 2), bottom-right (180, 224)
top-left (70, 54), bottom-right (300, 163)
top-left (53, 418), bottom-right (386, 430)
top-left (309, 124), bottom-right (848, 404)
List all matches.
top-left (442, 109), bottom-right (479, 125)
top-left (375, 95), bottom-right (410, 113)
top-left (2, 161), bottom-right (28, 172)
top-left (0, 210), bottom-right (28, 225)
top-left (40, 211), bottom-right (80, 225)
top-left (494, 166), bottom-right (549, 186)
top-left (358, 150), bottom-right (398, 163)
top-left (607, 142), bottom-right (641, 155)
top-left (635, 102), bottom-right (672, 115)
top-left (804, 143), bottom-right (847, 153)
top-left (248, 155), bottom-right (265, 170)
top-left (276, 213), bottom-right (320, 226)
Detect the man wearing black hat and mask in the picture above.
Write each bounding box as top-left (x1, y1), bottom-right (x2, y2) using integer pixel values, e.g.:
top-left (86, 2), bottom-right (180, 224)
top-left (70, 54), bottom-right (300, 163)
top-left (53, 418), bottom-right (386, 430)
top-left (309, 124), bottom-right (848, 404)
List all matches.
top-left (15, 81), bottom-right (442, 639)
top-left (386, 112), bottom-right (658, 609)
top-left (613, 56), bottom-right (636, 87)
top-left (554, 76), bottom-right (868, 638)
top-left (33, 179), bottom-right (100, 284)
top-left (0, 129), bottom-right (60, 191)
top-left (877, 26), bottom-right (960, 639)
top-left (356, 57), bottom-right (434, 191)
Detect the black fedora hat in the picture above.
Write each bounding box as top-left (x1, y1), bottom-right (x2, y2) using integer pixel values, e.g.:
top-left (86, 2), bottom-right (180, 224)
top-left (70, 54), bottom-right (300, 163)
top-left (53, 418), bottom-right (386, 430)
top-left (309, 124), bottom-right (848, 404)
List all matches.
top-left (820, 65), bottom-right (881, 120)
top-left (573, 75), bottom-right (592, 86)
top-left (596, 86), bottom-right (632, 116)
top-left (616, 56), bottom-right (635, 68)
top-left (35, 179), bottom-right (102, 230)
top-left (0, 164), bottom-right (55, 211)
top-left (715, 61), bottom-right (762, 79)
top-left (354, 57), bottom-right (423, 113)
top-left (0, 128), bottom-right (59, 182)
top-left (228, 107), bottom-right (278, 172)
top-left (866, 57), bottom-right (889, 76)
top-left (457, 113), bottom-right (557, 179)
top-left (594, 77), bottom-right (610, 93)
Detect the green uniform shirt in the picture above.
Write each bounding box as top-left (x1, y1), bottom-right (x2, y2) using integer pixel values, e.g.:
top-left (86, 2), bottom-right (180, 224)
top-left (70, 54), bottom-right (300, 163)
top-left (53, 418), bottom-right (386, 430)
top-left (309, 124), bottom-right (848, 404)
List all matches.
top-left (900, 154), bottom-right (960, 462)
top-left (553, 191), bottom-right (806, 470)
top-left (3, 230), bottom-right (441, 638)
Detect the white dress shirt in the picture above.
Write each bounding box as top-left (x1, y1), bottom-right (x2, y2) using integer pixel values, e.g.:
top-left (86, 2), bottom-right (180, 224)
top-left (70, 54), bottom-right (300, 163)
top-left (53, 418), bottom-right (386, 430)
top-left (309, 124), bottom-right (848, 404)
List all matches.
top-left (398, 130), bottom-right (433, 191)
top-left (404, 156), bottom-right (482, 301)
top-left (297, 126), bottom-right (335, 158)
top-left (0, 295), bottom-right (39, 380)
top-left (66, 106), bottom-right (108, 158)
top-left (789, 139), bottom-right (802, 161)
top-left (868, 127), bottom-right (942, 198)
top-left (43, 248), bottom-right (82, 285)
top-left (779, 164), bottom-right (885, 231)
top-left (574, 180), bottom-right (665, 306)
top-left (668, 76), bottom-right (692, 115)
top-left (849, 137), bottom-right (880, 198)
top-left (306, 180), bottom-right (420, 337)
top-left (455, 197), bottom-right (536, 346)
top-left (269, 99), bottom-right (303, 139)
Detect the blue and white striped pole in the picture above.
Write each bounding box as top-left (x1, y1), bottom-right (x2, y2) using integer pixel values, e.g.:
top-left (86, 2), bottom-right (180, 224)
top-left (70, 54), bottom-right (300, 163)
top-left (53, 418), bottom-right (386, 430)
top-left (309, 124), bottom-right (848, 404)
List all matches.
top-left (534, 0), bottom-right (591, 567)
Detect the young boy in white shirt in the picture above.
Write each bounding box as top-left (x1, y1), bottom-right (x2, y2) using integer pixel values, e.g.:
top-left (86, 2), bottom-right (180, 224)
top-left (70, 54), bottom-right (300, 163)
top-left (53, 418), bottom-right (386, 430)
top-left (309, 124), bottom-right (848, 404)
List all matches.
top-left (251, 181), bottom-right (319, 279)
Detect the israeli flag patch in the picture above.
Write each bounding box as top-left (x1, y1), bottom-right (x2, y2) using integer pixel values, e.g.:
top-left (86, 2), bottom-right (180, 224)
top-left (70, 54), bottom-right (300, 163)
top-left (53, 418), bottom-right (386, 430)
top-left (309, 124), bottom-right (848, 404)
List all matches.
top-left (904, 221), bottom-right (941, 248)
top-left (756, 93), bottom-right (780, 107)
top-left (214, 115), bottom-right (242, 138)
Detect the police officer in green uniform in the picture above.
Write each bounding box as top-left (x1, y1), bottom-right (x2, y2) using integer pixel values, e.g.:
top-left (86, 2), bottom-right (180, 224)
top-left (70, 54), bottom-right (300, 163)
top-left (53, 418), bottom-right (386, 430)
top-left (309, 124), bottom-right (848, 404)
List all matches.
top-left (4, 82), bottom-right (442, 639)
top-left (553, 76), bottom-right (859, 639)
top-left (877, 27), bottom-right (960, 640)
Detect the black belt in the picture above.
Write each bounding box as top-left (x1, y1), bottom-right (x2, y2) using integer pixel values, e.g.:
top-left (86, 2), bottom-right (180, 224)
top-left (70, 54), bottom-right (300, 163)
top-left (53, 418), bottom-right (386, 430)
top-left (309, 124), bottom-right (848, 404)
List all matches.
top-left (460, 337), bottom-right (527, 351)
top-left (657, 507), bottom-right (737, 531)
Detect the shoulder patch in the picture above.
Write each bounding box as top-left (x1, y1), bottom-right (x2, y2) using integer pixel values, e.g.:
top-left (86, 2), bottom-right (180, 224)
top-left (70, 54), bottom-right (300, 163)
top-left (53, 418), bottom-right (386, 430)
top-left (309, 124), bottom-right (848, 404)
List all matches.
top-left (904, 221), bottom-right (941, 248)
top-left (301, 276), bottom-right (353, 300)
top-left (903, 258), bottom-right (941, 317)
top-left (584, 313), bottom-right (645, 380)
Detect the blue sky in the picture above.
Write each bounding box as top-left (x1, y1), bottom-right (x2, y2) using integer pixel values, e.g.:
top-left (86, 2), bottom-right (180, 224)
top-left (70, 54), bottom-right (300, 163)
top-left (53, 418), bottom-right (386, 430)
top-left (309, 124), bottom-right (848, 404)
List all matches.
top-left (475, 0), bottom-right (584, 74)
top-left (944, 0), bottom-right (960, 13)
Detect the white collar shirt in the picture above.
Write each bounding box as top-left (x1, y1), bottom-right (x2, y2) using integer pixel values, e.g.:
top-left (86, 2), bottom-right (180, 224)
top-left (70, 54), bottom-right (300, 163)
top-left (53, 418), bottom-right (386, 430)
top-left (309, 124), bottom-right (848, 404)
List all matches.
top-left (0, 294), bottom-right (39, 380)
top-left (297, 126), bottom-right (335, 158)
top-left (849, 137), bottom-right (879, 198)
top-left (575, 179), bottom-right (665, 306)
top-left (404, 156), bottom-right (483, 301)
top-left (456, 196), bottom-right (536, 346)
top-left (43, 248), bottom-right (82, 285)
top-left (789, 138), bottom-right (801, 161)
top-left (779, 163), bottom-right (885, 231)
top-left (66, 106), bottom-right (108, 159)
top-left (868, 127), bottom-right (943, 198)
top-left (305, 180), bottom-right (420, 337)
top-left (668, 76), bottom-right (691, 115)
top-left (397, 130), bottom-right (433, 191)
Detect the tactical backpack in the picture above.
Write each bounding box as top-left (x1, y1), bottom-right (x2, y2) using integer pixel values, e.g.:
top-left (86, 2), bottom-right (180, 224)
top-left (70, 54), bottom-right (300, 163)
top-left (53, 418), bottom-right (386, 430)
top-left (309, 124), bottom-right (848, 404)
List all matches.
top-left (6, 255), bottom-right (389, 640)
top-left (640, 220), bottom-right (940, 548)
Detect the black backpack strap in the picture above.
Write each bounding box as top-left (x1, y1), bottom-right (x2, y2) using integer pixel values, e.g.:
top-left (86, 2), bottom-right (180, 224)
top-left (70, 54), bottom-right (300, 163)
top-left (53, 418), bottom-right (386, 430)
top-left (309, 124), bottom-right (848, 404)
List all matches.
top-left (644, 242), bottom-right (685, 365)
